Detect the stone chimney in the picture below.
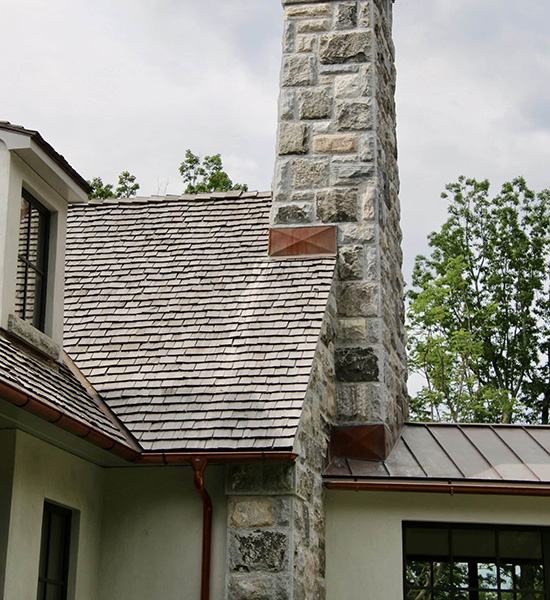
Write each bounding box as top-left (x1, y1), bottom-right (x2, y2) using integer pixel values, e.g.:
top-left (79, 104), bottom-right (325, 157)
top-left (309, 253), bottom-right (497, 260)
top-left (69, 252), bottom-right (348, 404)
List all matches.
top-left (271, 0), bottom-right (407, 442)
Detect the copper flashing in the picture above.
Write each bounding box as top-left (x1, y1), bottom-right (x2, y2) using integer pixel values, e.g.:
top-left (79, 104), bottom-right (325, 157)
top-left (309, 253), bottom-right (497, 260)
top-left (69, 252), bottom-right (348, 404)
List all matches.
top-left (324, 480), bottom-right (550, 497)
top-left (269, 225), bottom-right (336, 257)
top-left (329, 424), bottom-right (393, 462)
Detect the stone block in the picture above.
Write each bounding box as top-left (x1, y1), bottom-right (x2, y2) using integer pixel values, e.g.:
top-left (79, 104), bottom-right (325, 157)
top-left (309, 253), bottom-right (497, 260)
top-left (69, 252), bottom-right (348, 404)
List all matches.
top-left (359, 2), bottom-right (372, 27)
top-left (296, 34), bottom-right (316, 53)
top-left (335, 67), bottom-right (371, 98)
top-left (285, 3), bottom-right (332, 18)
top-left (335, 2), bottom-right (358, 29)
top-left (338, 281), bottom-right (378, 317)
top-left (313, 133), bottom-right (358, 154)
top-left (298, 88), bottom-right (331, 119)
top-left (336, 381), bottom-right (384, 422)
top-left (283, 21), bottom-right (295, 54)
top-left (231, 498), bottom-right (275, 528)
top-left (317, 188), bottom-right (358, 222)
top-left (335, 347), bottom-right (379, 382)
top-left (359, 133), bottom-right (376, 162)
top-left (226, 464), bottom-right (262, 494)
top-left (232, 530), bottom-right (289, 573)
top-left (361, 185), bottom-right (378, 220)
top-left (319, 31), bottom-right (371, 64)
top-left (278, 123), bottom-right (309, 155)
top-left (274, 202), bottom-right (313, 225)
top-left (337, 317), bottom-right (368, 342)
top-left (281, 55), bottom-right (315, 87)
top-left (335, 100), bottom-right (372, 130)
top-left (297, 18), bottom-right (332, 33)
top-left (228, 575), bottom-right (290, 600)
top-left (263, 463), bottom-right (295, 494)
top-left (338, 245), bottom-right (363, 280)
top-left (339, 223), bottom-right (376, 244)
top-left (279, 89), bottom-right (296, 121)
top-left (330, 162), bottom-right (374, 186)
top-left (291, 158), bottom-right (329, 188)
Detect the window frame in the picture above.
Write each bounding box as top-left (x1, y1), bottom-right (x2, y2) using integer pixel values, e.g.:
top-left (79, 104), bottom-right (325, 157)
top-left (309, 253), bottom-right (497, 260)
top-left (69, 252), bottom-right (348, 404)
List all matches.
top-left (403, 521), bottom-right (550, 600)
top-left (37, 501), bottom-right (72, 600)
top-left (16, 188), bottom-right (50, 331)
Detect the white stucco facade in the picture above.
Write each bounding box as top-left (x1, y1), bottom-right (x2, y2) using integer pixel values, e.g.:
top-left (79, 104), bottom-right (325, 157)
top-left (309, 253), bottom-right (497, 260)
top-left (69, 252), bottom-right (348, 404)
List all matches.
top-left (0, 429), bottom-right (228, 600)
top-left (326, 489), bottom-right (550, 599)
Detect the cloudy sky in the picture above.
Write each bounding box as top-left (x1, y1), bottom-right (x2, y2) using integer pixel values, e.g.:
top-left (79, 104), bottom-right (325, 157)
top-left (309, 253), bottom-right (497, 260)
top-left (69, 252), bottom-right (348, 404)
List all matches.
top-left (2, 0), bottom-right (550, 282)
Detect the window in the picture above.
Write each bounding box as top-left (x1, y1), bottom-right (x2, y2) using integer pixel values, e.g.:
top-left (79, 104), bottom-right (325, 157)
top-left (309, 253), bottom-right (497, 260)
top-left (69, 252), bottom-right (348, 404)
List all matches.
top-left (37, 502), bottom-right (72, 600)
top-left (404, 522), bottom-right (550, 599)
top-left (15, 189), bottom-right (50, 331)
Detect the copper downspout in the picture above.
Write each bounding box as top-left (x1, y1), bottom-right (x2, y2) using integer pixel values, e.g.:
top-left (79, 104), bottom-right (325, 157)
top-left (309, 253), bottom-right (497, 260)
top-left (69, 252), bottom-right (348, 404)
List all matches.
top-left (325, 480), bottom-right (550, 497)
top-left (191, 457), bottom-right (212, 600)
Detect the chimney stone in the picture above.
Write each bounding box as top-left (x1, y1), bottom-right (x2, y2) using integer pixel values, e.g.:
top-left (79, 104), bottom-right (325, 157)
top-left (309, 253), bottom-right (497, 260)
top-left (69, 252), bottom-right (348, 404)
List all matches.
top-left (271, 0), bottom-right (408, 441)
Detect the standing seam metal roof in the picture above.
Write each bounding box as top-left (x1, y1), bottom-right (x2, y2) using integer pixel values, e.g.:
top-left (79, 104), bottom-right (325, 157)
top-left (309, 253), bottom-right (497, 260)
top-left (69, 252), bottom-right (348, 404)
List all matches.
top-left (325, 423), bottom-right (550, 484)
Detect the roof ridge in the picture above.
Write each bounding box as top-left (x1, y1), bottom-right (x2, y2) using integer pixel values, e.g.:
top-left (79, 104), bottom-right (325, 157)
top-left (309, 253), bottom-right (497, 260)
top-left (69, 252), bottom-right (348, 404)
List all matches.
top-left (83, 190), bottom-right (272, 208)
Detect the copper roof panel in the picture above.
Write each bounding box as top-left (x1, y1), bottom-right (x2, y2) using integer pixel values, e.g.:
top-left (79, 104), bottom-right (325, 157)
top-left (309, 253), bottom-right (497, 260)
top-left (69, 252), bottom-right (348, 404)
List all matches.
top-left (347, 458), bottom-right (389, 478)
top-left (384, 438), bottom-right (427, 478)
top-left (494, 427), bottom-right (550, 481)
top-left (430, 425), bottom-right (499, 480)
top-left (402, 425), bottom-right (463, 479)
top-left (458, 426), bottom-right (538, 482)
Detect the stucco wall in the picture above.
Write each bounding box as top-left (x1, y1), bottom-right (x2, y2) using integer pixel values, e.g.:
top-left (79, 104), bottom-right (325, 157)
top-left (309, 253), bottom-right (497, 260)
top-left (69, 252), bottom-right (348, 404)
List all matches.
top-left (0, 429), bottom-right (15, 597)
top-left (98, 465), bottom-right (227, 600)
top-left (3, 430), bottom-right (104, 600)
top-left (326, 489), bottom-right (550, 599)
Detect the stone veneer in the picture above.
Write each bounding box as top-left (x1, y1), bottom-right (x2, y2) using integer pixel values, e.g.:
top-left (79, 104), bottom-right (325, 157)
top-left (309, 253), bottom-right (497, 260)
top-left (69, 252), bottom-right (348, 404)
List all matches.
top-left (271, 0), bottom-right (407, 438)
top-left (226, 292), bottom-right (336, 600)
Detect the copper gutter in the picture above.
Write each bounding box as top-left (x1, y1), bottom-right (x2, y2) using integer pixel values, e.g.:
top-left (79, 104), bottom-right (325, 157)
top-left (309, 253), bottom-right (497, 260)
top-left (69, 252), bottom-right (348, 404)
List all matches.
top-left (325, 480), bottom-right (550, 497)
top-left (0, 378), bottom-right (140, 461)
top-left (137, 451), bottom-right (297, 465)
top-left (191, 457), bottom-right (212, 600)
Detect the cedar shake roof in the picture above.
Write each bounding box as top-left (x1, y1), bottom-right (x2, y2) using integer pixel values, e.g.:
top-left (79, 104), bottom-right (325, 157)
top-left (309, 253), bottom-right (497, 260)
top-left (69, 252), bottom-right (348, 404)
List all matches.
top-left (0, 332), bottom-right (130, 446)
top-left (64, 191), bottom-right (336, 451)
top-left (325, 422), bottom-right (550, 484)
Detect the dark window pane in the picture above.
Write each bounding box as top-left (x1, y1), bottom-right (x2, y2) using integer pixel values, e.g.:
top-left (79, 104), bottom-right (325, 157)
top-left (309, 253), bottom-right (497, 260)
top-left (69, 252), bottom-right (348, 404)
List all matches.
top-left (37, 503), bottom-right (71, 600)
top-left (500, 531), bottom-right (543, 561)
top-left (406, 527), bottom-right (449, 558)
top-left (45, 583), bottom-right (62, 600)
top-left (15, 191), bottom-right (49, 331)
top-left (453, 529), bottom-right (496, 560)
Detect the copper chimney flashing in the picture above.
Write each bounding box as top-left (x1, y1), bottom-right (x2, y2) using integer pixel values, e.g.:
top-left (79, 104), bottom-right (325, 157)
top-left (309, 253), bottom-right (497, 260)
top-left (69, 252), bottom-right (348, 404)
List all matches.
top-left (269, 225), bottom-right (336, 258)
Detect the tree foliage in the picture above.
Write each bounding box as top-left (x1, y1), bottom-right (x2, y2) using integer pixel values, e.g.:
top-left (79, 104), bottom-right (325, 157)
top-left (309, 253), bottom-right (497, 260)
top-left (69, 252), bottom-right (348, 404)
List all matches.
top-left (88, 171), bottom-right (140, 200)
top-left (179, 149), bottom-right (248, 194)
top-left (407, 177), bottom-right (550, 424)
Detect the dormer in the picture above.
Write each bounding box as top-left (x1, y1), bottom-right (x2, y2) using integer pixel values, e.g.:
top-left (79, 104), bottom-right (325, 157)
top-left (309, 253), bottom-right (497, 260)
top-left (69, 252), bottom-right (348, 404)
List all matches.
top-left (0, 122), bottom-right (90, 359)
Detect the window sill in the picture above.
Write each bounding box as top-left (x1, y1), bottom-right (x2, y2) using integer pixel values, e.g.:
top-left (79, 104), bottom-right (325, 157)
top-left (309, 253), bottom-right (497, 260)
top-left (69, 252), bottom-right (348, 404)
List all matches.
top-left (7, 314), bottom-right (60, 361)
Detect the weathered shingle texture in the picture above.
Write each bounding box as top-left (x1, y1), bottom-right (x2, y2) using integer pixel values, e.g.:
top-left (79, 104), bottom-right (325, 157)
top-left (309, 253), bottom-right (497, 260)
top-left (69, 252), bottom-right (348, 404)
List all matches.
top-left (64, 192), bottom-right (336, 451)
top-left (0, 334), bottom-right (128, 444)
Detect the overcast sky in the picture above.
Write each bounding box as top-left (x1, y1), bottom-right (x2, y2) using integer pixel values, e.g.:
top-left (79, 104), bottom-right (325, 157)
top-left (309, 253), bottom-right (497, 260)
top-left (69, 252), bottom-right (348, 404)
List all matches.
top-left (2, 0), bottom-right (550, 282)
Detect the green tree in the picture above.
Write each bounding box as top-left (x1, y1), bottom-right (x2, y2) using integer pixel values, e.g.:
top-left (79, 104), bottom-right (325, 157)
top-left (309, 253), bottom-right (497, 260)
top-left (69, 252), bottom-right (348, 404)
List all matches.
top-left (407, 177), bottom-right (550, 424)
top-left (179, 149), bottom-right (248, 194)
top-left (88, 171), bottom-right (140, 199)
top-left (115, 171), bottom-right (140, 198)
